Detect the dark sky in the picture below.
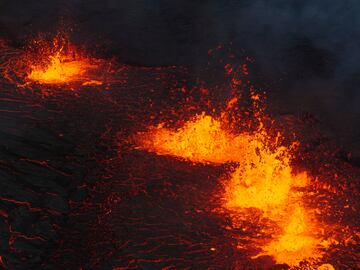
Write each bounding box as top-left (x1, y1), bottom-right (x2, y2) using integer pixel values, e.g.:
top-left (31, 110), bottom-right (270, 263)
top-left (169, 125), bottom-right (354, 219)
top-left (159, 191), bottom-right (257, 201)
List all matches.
top-left (1, 0), bottom-right (360, 153)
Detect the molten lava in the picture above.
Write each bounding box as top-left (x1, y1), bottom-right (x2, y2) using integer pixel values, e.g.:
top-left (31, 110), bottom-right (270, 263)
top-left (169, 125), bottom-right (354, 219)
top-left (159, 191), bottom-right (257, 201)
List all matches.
top-left (223, 137), bottom-right (308, 211)
top-left (254, 204), bottom-right (326, 266)
top-left (27, 50), bottom-right (97, 84)
top-left (136, 113), bottom-right (252, 164)
top-left (25, 36), bottom-right (101, 85)
top-left (1, 33), bottom-right (112, 88)
top-left (135, 93), bottom-right (337, 268)
top-left (136, 107), bottom-right (308, 212)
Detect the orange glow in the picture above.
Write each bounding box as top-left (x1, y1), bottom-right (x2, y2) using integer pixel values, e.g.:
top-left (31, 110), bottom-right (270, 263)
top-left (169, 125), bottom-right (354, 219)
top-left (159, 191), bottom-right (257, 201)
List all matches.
top-left (25, 36), bottom-right (100, 85)
top-left (223, 137), bottom-right (308, 211)
top-left (135, 104), bottom-right (335, 268)
top-left (255, 205), bottom-right (325, 266)
top-left (1, 32), bottom-right (113, 89)
top-left (82, 80), bottom-right (103, 86)
top-left (133, 61), bottom-right (339, 268)
top-left (27, 51), bottom-right (95, 84)
top-left (136, 106), bottom-right (308, 212)
top-left (135, 113), bottom-right (253, 164)
top-left (317, 264), bottom-right (335, 270)
top-left (220, 125), bottom-right (333, 267)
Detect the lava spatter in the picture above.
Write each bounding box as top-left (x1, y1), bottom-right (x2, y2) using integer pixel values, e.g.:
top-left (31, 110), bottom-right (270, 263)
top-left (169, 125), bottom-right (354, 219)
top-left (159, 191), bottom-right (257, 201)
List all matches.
top-left (1, 32), bottom-right (114, 89)
top-left (27, 49), bottom-right (97, 85)
top-left (135, 112), bottom-right (253, 164)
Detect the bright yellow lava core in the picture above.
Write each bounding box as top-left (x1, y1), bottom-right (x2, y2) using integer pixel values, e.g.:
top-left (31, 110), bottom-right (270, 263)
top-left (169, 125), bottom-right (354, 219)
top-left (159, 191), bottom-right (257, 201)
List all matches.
top-left (255, 205), bottom-right (324, 266)
top-left (136, 113), bottom-right (252, 164)
top-left (27, 50), bottom-right (97, 84)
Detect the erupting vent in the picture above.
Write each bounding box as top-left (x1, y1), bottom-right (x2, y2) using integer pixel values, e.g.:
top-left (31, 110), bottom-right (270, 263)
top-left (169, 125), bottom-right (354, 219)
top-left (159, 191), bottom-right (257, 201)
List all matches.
top-left (1, 32), bottom-right (116, 90)
top-left (133, 65), bottom-right (354, 269)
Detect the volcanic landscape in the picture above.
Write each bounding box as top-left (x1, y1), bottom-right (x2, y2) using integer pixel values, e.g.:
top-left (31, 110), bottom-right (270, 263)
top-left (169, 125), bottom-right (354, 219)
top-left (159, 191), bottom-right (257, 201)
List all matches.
top-left (0, 2), bottom-right (360, 270)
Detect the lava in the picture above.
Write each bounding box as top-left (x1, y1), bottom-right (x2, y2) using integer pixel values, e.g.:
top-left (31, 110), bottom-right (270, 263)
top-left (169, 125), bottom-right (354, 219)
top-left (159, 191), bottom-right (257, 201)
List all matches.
top-left (1, 32), bottom-right (114, 88)
top-left (222, 136), bottom-right (307, 211)
top-left (135, 88), bottom-right (338, 268)
top-left (0, 26), bottom-right (357, 269)
top-left (27, 49), bottom-right (96, 85)
top-left (254, 204), bottom-right (327, 266)
top-left (25, 35), bottom-right (101, 85)
top-left (135, 112), bottom-right (252, 164)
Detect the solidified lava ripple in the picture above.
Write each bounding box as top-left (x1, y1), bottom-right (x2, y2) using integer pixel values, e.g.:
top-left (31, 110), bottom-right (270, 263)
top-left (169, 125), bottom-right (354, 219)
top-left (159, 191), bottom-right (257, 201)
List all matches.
top-left (0, 40), bottom-right (359, 270)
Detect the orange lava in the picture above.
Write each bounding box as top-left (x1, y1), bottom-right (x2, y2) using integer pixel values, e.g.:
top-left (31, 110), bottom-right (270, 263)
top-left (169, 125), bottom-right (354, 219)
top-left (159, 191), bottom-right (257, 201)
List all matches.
top-left (254, 205), bottom-right (328, 266)
top-left (222, 134), bottom-right (308, 211)
top-left (135, 93), bottom-right (336, 268)
top-left (221, 124), bottom-right (335, 268)
top-left (317, 264), bottom-right (335, 270)
top-left (1, 32), bottom-right (112, 88)
top-left (82, 80), bottom-right (103, 86)
top-left (27, 51), bottom-right (95, 84)
top-left (25, 35), bottom-right (100, 85)
top-left (135, 113), bottom-right (252, 164)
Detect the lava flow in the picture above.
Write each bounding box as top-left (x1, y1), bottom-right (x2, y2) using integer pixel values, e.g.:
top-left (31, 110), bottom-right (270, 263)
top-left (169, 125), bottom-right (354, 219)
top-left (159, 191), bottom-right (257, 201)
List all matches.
top-left (134, 81), bottom-right (343, 269)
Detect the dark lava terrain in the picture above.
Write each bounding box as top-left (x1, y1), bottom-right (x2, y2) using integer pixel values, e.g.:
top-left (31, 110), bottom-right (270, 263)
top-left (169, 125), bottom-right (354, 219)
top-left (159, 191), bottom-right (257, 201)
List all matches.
top-left (0, 40), bottom-right (359, 270)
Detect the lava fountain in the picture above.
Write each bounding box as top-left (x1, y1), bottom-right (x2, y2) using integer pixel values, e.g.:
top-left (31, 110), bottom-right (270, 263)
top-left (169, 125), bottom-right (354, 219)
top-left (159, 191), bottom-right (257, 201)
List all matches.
top-left (255, 204), bottom-right (325, 266)
top-left (26, 34), bottom-right (103, 86)
top-left (134, 83), bottom-right (339, 269)
top-left (2, 32), bottom-right (112, 88)
top-left (135, 112), bottom-right (253, 164)
top-left (27, 48), bottom-right (97, 85)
